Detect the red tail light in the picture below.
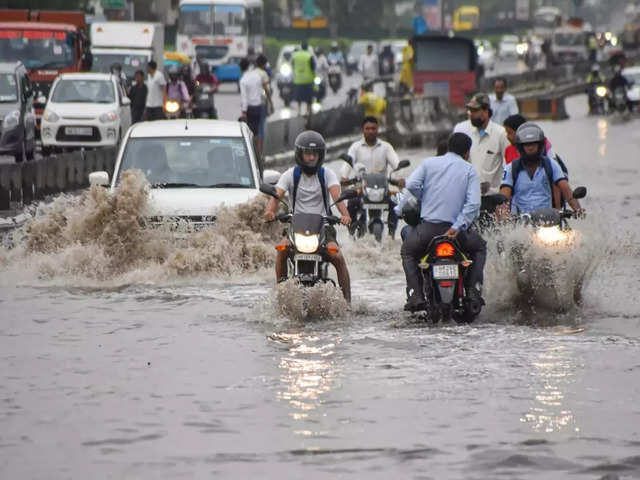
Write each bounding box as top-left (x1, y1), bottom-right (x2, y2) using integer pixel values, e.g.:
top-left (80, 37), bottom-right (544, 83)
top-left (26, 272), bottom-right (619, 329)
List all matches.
top-left (435, 242), bottom-right (455, 257)
top-left (440, 281), bottom-right (453, 287)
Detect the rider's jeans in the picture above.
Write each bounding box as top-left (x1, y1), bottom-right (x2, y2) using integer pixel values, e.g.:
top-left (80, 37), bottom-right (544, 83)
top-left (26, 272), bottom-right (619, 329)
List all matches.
top-left (401, 222), bottom-right (487, 299)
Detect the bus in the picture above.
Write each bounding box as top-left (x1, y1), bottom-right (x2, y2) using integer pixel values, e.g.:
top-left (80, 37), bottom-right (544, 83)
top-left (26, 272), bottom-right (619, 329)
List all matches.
top-left (533, 6), bottom-right (562, 39)
top-left (411, 35), bottom-right (477, 109)
top-left (453, 5), bottom-right (479, 32)
top-left (176, 0), bottom-right (264, 82)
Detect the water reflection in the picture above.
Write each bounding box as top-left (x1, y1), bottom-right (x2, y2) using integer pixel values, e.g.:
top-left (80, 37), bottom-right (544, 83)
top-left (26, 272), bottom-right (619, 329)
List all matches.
top-left (276, 333), bottom-right (340, 431)
top-left (597, 118), bottom-right (608, 157)
top-left (520, 345), bottom-right (580, 434)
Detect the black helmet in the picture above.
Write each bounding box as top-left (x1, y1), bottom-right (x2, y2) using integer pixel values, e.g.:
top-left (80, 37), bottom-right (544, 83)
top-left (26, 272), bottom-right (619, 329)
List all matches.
top-left (514, 122), bottom-right (545, 160)
top-left (110, 62), bottom-right (122, 73)
top-left (294, 130), bottom-right (326, 175)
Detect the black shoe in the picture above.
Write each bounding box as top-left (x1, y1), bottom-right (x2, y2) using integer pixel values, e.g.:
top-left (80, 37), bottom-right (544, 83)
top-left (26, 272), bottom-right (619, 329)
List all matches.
top-left (404, 294), bottom-right (427, 312)
top-left (467, 286), bottom-right (485, 306)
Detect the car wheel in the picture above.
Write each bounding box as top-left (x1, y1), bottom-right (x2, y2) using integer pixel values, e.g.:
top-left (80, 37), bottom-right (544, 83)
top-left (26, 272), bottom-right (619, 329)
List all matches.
top-left (14, 138), bottom-right (26, 163)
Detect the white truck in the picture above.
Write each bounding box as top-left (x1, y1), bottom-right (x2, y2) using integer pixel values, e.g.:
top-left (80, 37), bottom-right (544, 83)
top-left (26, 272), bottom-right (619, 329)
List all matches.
top-left (90, 22), bottom-right (164, 81)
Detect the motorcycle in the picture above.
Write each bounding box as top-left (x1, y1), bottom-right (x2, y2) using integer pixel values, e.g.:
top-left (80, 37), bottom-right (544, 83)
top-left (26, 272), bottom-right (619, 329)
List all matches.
top-left (313, 75), bottom-right (327, 103)
top-left (508, 186), bottom-right (588, 311)
top-left (612, 86), bottom-right (629, 115)
top-left (276, 62), bottom-right (294, 107)
top-left (327, 60), bottom-right (342, 94)
top-left (164, 98), bottom-right (183, 119)
top-left (588, 84), bottom-right (610, 115)
top-left (259, 183), bottom-right (358, 287)
top-left (193, 83), bottom-right (218, 119)
top-left (418, 234), bottom-right (483, 324)
top-left (340, 155), bottom-right (410, 242)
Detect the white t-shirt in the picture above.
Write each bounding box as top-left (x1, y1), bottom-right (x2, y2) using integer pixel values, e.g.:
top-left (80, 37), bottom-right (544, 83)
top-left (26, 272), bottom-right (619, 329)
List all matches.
top-left (239, 69), bottom-right (263, 112)
top-left (340, 137), bottom-right (400, 179)
top-left (276, 167), bottom-right (339, 216)
top-left (145, 70), bottom-right (166, 108)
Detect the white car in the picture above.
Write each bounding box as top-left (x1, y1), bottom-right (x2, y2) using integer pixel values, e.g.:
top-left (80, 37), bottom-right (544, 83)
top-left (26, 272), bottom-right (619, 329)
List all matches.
top-left (498, 35), bottom-right (520, 59)
top-left (89, 119), bottom-right (280, 228)
top-left (623, 66), bottom-right (640, 105)
top-left (41, 72), bottom-right (131, 153)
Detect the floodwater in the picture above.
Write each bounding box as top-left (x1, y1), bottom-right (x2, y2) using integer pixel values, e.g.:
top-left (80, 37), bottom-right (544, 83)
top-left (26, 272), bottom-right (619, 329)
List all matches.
top-left (2, 96), bottom-right (640, 479)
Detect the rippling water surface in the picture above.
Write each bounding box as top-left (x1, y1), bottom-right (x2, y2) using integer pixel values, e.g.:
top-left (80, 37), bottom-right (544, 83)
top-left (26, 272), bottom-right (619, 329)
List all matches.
top-left (2, 96), bottom-right (640, 479)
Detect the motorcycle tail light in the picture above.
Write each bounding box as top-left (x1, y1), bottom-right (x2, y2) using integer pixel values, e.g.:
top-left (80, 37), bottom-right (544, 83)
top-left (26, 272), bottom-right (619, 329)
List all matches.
top-left (275, 244), bottom-right (288, 252)
top-left (326, 245), bottom-right (339, 254)
top-left (435, 242), bottom-right (455, 257)
top-left (440, 281), bottom-right (453, 287)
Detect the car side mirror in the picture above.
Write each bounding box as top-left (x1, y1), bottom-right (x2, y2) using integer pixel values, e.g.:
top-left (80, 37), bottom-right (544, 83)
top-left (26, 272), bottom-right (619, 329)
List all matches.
top-left (263, 169), bottom-right (281, 185)
top-left (259, 182), bottom-right (279, 198)
top-left (572, 186), bottom-right (587, 200)
top-left (89, 171), bottom-right (110, 187)
top-left (396, 159), bottom-right (410, 170)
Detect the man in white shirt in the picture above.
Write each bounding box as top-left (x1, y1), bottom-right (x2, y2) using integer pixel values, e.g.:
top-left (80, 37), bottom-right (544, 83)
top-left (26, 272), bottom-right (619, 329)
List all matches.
top-left (359, 44), bottom-right (379, 82)
top-left (144, 60), bottom-right (166, 121)
top-left (340, 116), bottom-right (406, 237)
top-left (462, 93), bottom-right (509, 195)
top-left (239, 57), bottom-right (264, 143)
top-left (489, 77), bottom-right (519, 126)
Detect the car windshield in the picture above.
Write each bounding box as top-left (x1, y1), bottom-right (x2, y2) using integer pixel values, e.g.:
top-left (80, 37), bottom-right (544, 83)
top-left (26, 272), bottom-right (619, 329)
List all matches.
top-left (0, 29), bottom-right (76, 69)
top-left (51, 79), bottom-right (115, 103)
top-left (554, 33), bottom-right (586, 46)
top-left (0, 73), bottom-right (18, 102)
top-left (179, 4), bottom-right (247, 36)
top-left (92, 53), bottom-right (149, 78)
top-left (624, 71), bottom-right (640, 84)
top-left (117, 137), bottom-right (255, 188)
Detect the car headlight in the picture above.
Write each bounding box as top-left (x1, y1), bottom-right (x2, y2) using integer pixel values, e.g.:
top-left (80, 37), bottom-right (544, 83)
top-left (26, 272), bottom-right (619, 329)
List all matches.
top-left (165, 100), bottom-right (180, 113)
top-left (516, 43), bottom-right (528, 55)
top-left (99, 111), bottom-right (118, 123)
top-left (43, 110), bottom-right (59, 123)
top-left (536, 226), bottom-right (570, 245)
top-left (294, 233), bottom-right (319, 254)
top-left (596, 86), bottom-right (608, 97)
top-left (2, 110), bottom-right (20, 129)
top-left (279, 63), bottom-right (292, 76)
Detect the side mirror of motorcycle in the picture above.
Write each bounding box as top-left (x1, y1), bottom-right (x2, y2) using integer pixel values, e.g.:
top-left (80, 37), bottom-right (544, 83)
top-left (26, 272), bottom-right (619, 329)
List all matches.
top-left (335, 189), bottom-right (359, 203)
top-left (572, 186), bottom-right (587, 200)
top-left (338, 153), bottom-right (353, 167)
top-left (395, 159), bottom-right (411, 170)
top-left (259, 182), bottom-right (279, 198)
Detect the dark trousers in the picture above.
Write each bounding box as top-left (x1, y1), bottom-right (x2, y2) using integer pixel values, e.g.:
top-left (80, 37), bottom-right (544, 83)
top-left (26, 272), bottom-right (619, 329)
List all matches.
top-left (144, 107), bottom-right (165, 121)
top-left (347, 198), bottom-right (398, 234)
top-left (246, 105), bottom-right (262, 137)
top-left (131, 107), bottom-right (145, 124)
top-left (400, 222), bottom-right (487, 299)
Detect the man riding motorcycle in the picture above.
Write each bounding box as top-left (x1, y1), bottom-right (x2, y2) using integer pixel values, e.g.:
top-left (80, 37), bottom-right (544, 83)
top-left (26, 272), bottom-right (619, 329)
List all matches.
top-left (399, 133), bottom-right (487, 312)
top-left (586, 64), bottom-right (607, 113)
top-left (327, 42), bottom-right (345, 67)
top-left (498, 123), bottom-right (582, 217)
top-left (340, 116), bottom-right (404, 238)
top-left (166, 66), bottom-right (191, 116)
top-left (609, 65), bottom-right (633, 113)
top-left (264, 131), bottom-right (352, 302)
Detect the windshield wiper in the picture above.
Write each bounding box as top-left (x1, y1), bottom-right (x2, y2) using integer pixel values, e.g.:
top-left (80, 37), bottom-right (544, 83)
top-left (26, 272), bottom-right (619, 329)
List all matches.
top-left (205, 183), bottom-right (249, 188)
top-left (151, 182), bottom-right (201, 188)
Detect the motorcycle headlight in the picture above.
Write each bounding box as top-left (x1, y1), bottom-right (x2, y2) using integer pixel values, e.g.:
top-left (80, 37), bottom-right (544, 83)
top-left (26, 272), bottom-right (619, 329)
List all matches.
top-left (366, 188), bottom-right (385, 202)
top-left (279, 63), bottom-right (292, 76)
top-left (536, 226), bottom-right (569, 245)
top-left (314, 76), bottom-right (322, 86)
top-left (43, 110), bottom-right (59, 123)
top-left (99, 110), bottom-right (118, 123)
top-left (596, 86), bottom-right (608, 97)
top-left (294, 233), bottom-right (319, 254)
top-left (2, 110), bottom-right (20, 129)
top-left (165, 100), bottom-right (180, 114)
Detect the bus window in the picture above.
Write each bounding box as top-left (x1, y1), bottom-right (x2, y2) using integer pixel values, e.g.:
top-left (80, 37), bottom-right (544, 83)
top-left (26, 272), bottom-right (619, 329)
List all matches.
top-left (213, 5), bottom-right (247, 36)
top-left (179, 4), bottom-right (213, 36)
top-left (247, 7), bottom-right (264, 35)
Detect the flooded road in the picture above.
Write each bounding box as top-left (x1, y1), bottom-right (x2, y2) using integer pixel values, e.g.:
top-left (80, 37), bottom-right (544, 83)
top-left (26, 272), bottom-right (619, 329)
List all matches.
top-left (2, 95), bottom-right (640, 479)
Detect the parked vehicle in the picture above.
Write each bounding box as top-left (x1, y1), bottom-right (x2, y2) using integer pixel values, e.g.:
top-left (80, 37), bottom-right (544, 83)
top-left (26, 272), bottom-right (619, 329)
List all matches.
top-left (0, 9), bottom-right (92, 133)
top-left (90, 22), bottom-right (164, 82)
top-left (0, 61), bottom-right (36, 162)
top-left (623, 66), bottom-right (640, 109)
top-left (89, 120), bottom-right (281, 229)
top-left (41, 73), bottom-right (131, 153)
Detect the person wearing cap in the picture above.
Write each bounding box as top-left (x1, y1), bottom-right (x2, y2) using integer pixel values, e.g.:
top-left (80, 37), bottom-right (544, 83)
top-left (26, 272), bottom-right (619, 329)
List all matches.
top-left (489, 77), bottom-right (519, 126)
top-left (455, 93), bottom-right (509, 196)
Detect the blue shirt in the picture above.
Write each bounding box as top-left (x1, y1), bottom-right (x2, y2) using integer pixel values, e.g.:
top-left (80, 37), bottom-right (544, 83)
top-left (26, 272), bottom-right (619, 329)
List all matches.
top-left (501, 157), bottom-right (566, 214)
top-left (399, 152), bottom-right (481, 231)
top-left (489, 93), bottom-right (519, 126)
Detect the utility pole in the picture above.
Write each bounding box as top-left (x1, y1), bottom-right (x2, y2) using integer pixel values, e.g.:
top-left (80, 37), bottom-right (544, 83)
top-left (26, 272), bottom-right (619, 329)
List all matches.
top-left (328, 0), bottom-right (337, 38)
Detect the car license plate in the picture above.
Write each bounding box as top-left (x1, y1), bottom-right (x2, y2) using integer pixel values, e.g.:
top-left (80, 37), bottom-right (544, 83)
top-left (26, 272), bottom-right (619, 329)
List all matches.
top-left (295, 254), bottom-right (322, 262)
top-left (432, 264), bottom-right (458, 279)
top-left (65, 127), bottom-right (92, 136)
top-left (362, 203), bottom-right (388, 210)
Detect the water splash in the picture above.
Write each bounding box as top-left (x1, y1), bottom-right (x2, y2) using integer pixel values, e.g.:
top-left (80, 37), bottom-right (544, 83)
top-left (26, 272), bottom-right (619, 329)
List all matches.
top-left (271, 279), bottom-right (349, 322)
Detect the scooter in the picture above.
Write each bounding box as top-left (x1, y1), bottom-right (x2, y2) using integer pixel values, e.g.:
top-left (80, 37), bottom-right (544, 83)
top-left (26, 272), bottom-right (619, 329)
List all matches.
top-left (327, 59), bottom-right (342, 94)
top-left (276, 62), bottom-right (294, 107)
top-left (193, 83), bottom-right (218, 119)
top-left (588, 84), bottom-right (610, 115)
top-left (259, 183), bottom-right (358, 287)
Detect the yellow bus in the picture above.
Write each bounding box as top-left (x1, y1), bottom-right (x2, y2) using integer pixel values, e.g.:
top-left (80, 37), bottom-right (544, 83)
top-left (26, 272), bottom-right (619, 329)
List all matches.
top-left (453, 5), bottom-right (479, 32)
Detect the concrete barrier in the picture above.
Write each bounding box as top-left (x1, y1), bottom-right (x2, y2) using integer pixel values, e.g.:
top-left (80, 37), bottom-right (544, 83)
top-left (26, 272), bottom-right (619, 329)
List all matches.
top-left (517, 96), bottom-right (569, 121)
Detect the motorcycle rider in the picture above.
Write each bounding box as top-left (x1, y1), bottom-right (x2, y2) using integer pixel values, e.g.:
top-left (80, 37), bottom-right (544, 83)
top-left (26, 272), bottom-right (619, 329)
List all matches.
top-left (315, 47), bottom-right (330, 84)
top-left (181, 63), bottom-right (196, 96)
top-left (609, 65), bottom-right (633, 112)
top-left (378, 44), bottom-right (396, 76)
top-left (399, 132), bottom-right (486, 312)
top-left (340, 116), bottom-right (405, 238)
top-left (327, 42), bottom-right (345, 66)
top-left (586, 64), bottom-right (606, 113)
top-left (264, 131), bottom-right (352, 302)
top-left (497, 123), bottom-right (582, 217)
top-left (166, 65), bottom-right (191, 115)
top-left (503, 114), bottom-right (556, 165)
top-left (195, 59), bottom-right (219, 89)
